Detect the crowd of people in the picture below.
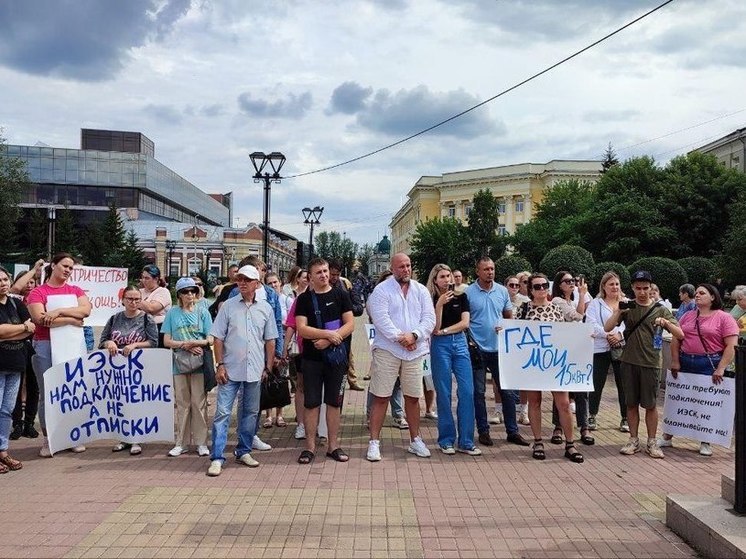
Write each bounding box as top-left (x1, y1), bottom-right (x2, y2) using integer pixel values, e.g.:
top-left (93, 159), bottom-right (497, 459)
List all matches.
top-left (0, 251), bottom-right (742, 476)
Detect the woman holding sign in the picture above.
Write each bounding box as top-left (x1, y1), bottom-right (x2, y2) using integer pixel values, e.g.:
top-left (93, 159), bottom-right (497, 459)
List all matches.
top-left (0, 265), bottom-right (35, 473)
top-left (99, 286), bottom-right (159, 455)
top-left (27, 253), bottom-right (92, 458)
top-left (427, 263), bottom-right (480, 456)
top-left (661, 283), bottom-right (739, 456)
top-left (162, 277), bottom-right (213, 458)
top-left (517, 273), bottom-right (583, 463)
top-left (138, 265), bottom-right (172, 348)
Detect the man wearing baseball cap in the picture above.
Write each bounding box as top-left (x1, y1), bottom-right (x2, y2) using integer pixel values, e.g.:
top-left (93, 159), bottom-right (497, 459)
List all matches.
top-left (604, 270), bottom-right (683, 459)
top-left (207, 265), bottom-right (278, 476)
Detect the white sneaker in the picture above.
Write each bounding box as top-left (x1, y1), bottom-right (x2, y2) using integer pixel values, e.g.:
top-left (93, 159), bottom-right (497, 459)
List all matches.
top-left (367, 439), bottom-right (382, 462)
top-left (39, 437), bottom-right (52, 458)
top-left (197, 445), bottom-right (210, 457)
top-left (699, 442), bottom-right (713, 456)
top-left (518, 410), bottom-right (531, 425)
top-left (440, 446), bottom-right (456, 455)
top-left (237, 453), bottom-right (259, 467)
top-left (294, 424), bottom-right (306, 440)
top-left (129, 444), bottom-right (142, 455)
top-left (252, 435), bottom-right (272, 451)
top-left (657, 437), bottom-right (673, 448)
top-left (488, 412), bottom-right (503, 425)
top-left (207, 460), bottom-right (222, 477)
top-left (168, 445), bottom-right (187, 457)
top-left (646, 439), bottom-right (665, 459)
top-left (457, 446), bottom-right (482, 456)
top-left (393, 416), bottom-right (409, 430)
top-left (408, 436), bottom-right (431, 458)
top-left (425, 411), bottom-right (438, 420)
top-left (71, 445), bottom-right (86, 453)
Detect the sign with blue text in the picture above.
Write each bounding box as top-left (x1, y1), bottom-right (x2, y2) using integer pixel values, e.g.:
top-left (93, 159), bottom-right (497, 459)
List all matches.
top-left (44, 348), bottom-right (174, 455)
top-left (661, 372), bottom-right (734, 448)
top-left (497, 319), bottom-right (594, 391)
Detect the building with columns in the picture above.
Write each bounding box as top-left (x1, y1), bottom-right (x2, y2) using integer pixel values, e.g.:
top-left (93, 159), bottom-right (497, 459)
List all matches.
top-left (390, 160), bottom-right (602, 255)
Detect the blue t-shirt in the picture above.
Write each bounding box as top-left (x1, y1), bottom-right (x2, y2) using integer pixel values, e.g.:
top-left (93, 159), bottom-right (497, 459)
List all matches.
top-left (466, 281), bottom-right (512, 352)
top-left (161, 305), bottom-right (213, 374)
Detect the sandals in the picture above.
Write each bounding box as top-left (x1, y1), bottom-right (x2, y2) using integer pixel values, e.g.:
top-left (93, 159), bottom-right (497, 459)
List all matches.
top-left (564, 442), bottom-right (584, 463)
top-left (532, 441), bottom-right (546, 461)
top-left (262, 417), bottom-right (273, 428)
top-left (297, 450), bottom-right (315, 464)
top-left (326, 448), bottom-right (349, 462)
top-left (580, 431), bottom-right (595, 446)
top-left (0, 454), bottom-right (22, 471)
top-left (550, 429), bottom-right (564, 445)
top-left (275, 416), bottom-right (287, 428)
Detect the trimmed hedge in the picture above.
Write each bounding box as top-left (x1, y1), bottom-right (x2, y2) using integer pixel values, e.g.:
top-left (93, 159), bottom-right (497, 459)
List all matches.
top-left (591, 262), bottom-right (631, 295)
top-left (494, 255), bottom-right (532, 284)
top-left (539, 245), bottom-right (595, 279)
top-left (677, 257), bottom-right (717, 288)
top-left (628, 257), bottom-right (688, 302)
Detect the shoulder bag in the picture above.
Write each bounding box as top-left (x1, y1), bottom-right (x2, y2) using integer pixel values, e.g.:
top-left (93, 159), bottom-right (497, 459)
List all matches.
top-left (310, 291), bottom-right (348, 368)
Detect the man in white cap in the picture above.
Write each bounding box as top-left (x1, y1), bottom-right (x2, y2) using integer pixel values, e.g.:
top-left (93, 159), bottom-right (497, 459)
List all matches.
top-left (207, 265), bottom-right (277, 476)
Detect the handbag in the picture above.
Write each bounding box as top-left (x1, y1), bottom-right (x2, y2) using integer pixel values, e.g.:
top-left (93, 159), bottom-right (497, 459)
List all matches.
top-left (260, 366), bottom-right (291, 410)
top-left (203, 346), bottom-right (217, 392)
top-left (173, 349), bottom-right (204, 374)
top-left (310, 291), bottom-right (349, 368)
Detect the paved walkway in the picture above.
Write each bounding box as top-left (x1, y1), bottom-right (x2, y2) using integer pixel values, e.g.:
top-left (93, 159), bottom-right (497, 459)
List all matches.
top-left (3, 316), bottom-right (730, 558)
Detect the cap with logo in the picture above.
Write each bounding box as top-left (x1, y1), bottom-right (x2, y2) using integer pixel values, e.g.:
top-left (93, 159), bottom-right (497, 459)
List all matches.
top-left (631, 270), bottom-right (653, 283)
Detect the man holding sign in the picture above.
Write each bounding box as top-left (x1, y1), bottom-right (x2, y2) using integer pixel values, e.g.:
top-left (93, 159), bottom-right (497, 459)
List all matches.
top-left (605, 271), bottom-right (683, 459)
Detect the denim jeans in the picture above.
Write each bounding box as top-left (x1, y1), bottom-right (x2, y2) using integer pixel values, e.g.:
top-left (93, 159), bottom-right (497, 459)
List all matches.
top-left (211, 380), bottom-right (260, 462)
top-left (366, 377), bottom-right (404, 420)
top-left (552, 392), bottom-right (589, 430)
top-left (475, 350), bottom-right (519, 436)
top-left (589, 351), bottom-right (626, 420)
top-left (0, 373), bottom-right (22, 451)
top-left (431, 333), bottom-right (475, 449)
top-left (31, 340), bottom-right (52, 431)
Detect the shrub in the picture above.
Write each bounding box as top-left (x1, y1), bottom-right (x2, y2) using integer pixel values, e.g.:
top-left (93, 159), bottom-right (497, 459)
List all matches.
top-left (591, 262), bottom-right (631, 295)
top-left (628, 257), bottom-right (688, 302)
top-left (539, 245), bottom-right (595, 279)
top-left (677, 257), bottom-right (717, 287)
top-left (494, 255), bottom-right (532, 284)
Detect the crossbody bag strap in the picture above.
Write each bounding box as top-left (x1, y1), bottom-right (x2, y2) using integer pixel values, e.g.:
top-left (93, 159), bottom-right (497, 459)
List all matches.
top-left (694, 310), bottom-right (720, 372)
top-left (623, 303), bottom-right (660, 341)
top-left (310, 291), bottom-right (324, 329)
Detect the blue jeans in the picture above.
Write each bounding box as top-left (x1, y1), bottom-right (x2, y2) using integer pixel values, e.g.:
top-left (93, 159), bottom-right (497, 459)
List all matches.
top-left (366, 377), bottom-right (404, 420)
top-left (475, 350), bottom-right (519, 436)
top-left (431, 333), bottom-right (475, 449)
top-left (31, 340), bottom-right (52, 431)
top-left (0, 373), bottom-right (22, 451)
top-left (211, 380), bottom-right (260, 462)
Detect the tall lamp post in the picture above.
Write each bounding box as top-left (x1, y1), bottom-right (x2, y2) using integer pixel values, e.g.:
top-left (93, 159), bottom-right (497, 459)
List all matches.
top-left (165, 240), bottom-right (177, 279)
top-left (250, 151), bottom-right (286, 266)
top-left (47, 207), bottom-right (57, 261)
top-left (302, 206), bottom-right (324, 266)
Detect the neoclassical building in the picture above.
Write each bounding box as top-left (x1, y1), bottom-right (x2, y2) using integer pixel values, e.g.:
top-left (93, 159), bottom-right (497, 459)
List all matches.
top-left (390, 160), bottom-right (602, 254)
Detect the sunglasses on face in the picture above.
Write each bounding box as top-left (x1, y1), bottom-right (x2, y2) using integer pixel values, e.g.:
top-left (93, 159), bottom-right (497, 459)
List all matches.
top-left (507, 283), bottom-right (519, 288)
top-left (179, 289), bottom-right (199, 295)
top-left (521, 280), bottom-right (528, 284)
top-left (531, 282), bottom-right (550, 290)
top-left (561, 278), bottom-right (575, 284)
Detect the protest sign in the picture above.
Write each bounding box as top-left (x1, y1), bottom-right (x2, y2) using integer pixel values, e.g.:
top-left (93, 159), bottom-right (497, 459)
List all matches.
top-left (47, 294), bottom-right (87, 365)
top-left (44, 348), bottom-right (175, 454)
top-left (68, 266), bottom-right (128, 326)
top-left (497, 319), bottom-right (594, 391)
top-left (661, 371), bottom-right (735, 448)
top-left (364, 323), bottom-right (433, 387)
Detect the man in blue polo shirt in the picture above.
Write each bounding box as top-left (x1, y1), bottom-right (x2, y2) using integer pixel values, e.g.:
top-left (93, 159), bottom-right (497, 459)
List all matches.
top-left (466, 257), bottom-right (529, 447)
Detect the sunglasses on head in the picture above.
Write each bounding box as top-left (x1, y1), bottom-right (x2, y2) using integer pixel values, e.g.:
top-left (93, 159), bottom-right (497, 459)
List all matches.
top-left (531, 282), bottom-right (550, 290)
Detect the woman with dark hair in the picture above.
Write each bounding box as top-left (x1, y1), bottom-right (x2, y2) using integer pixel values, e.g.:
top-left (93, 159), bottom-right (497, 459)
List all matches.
top-left (0, 265), bottom-right (35, 473)
top-left (427, 263), bottom-right (479, 456)
top-left (660, 283), bottom-right (739, 456)
top-left (27, 252), bottom-right (92, 457)
top-left (99, 285), bottom-right (159, 455)
top-left (518, 273), bottom-right (584, 463)
top-left (138, 264), bottom-right (172, 347)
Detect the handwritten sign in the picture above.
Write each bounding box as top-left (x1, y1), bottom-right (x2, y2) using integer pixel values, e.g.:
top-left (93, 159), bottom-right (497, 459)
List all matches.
top-left (68, 266), bottom-right (128, 326)
top-left (497, 319), bottom-right (594, 391)
top-left (47, 294), bottom-right (87, 365)
top-left (44, 348), bottom-right (174, 454)
top-left (661, 371), bottom-right (735, 448)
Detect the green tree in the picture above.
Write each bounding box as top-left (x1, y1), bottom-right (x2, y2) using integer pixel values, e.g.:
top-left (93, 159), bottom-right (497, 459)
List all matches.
top-left (628, 257), bottom-right (687, 302)
top-left (101, 204), bottom-right (127, 267)
top-left (539, 245), bottom-right (595, 279)
top-left (601, 142), bottom-right (619, 174)
top-left (356, 243), bottom-right (376, 275)
top-left (409, 217), bottom-right (469, 279)
top-left (79, 221), bottom-right (107, 266)
top-left (493, 255), bottom-right (532, 284)
top-left (53, 206), bottom-right (78, 257)
top-left (314, 231), bottom-right (358, 275)
top-left (0, 133), bottom-right (30, 259)
top-left (719, 189), bottom-right (746, 285)
top-left (466, 189), bottom-right (508, 263)
top-left (676, 256), bottom-right (717, 287)
top-left (121, 230), bottom-right (147, 283)
top-left (25, 208), bottom-right (48, 262)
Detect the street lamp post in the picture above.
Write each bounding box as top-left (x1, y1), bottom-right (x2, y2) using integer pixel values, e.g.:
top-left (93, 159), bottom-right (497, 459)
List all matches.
top-left (47, 207), bottom-right (57, 260)
top-left (250, 151), bottom-right (286, 266)
top-left (165, 240), bottom-right (177, 279)
top-left (302, 206), bottom-right (324, 266)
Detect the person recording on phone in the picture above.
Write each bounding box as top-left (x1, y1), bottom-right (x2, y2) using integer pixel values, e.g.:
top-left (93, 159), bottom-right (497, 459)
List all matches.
top-left (604, 271), bottom-right (682, 459)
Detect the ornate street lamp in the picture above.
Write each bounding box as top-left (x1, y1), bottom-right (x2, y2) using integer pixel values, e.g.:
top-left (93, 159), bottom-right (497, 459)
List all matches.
top-left (302, 206), bottom-right (324, 266)
top-left (250, 151), bottom-right (286, 266)
top-left (165, 240), bottom-right (177, 278)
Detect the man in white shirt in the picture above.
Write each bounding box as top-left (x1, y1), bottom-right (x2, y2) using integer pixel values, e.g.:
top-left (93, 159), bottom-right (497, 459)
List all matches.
top-left (366, 253), bottom-right (436, 461)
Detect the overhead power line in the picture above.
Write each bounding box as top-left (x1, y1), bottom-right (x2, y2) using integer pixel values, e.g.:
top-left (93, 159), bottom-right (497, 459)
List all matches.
top-left (285, 0), bottom-right (675, 180)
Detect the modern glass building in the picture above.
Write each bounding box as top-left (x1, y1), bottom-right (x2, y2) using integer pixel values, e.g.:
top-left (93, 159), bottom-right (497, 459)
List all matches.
top-left (6, 129), bottom-right (231, 227)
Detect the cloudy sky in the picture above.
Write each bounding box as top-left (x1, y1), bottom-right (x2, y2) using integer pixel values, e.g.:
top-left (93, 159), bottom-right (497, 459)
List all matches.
top-left (1, 0), bottom-right (745, 245)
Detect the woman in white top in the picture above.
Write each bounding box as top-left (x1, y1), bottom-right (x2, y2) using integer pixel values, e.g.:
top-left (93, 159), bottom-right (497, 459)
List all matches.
top-left (138, 265), bottom-right (172, 347)
top-left (585, 272), bottom-right (628, 433)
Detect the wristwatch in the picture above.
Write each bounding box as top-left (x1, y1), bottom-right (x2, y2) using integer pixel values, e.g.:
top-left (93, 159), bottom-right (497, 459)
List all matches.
top-left (216, 362), bottom-right (225, 368)
top-left (412, 332), bottom-right (419, 341)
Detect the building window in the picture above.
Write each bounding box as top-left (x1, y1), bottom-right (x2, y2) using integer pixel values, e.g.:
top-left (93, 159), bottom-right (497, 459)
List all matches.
top-left (498, 226), bottom-right (507, 236)
top-left (465, 204), bottom-right (473, 217)
top-left (515, 199), bottom-right (524, 213)
top-left (448, 206), bottom-right (456, 218)
top-left (498, 201), bottom-right (506, 214)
